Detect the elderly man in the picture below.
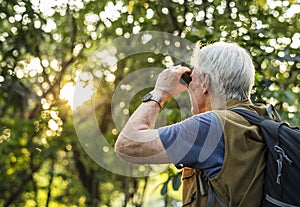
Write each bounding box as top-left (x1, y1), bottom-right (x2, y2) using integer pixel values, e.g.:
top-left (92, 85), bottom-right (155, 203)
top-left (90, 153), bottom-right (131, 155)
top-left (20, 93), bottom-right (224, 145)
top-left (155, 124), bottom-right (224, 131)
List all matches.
top-left (115, 42), bottom-right (267, 206)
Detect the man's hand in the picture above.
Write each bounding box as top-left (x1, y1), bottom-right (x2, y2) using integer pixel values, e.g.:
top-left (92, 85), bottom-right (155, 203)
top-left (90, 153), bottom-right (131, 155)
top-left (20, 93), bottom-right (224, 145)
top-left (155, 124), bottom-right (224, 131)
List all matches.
top-left (151, 66), bottom-right (191, 105)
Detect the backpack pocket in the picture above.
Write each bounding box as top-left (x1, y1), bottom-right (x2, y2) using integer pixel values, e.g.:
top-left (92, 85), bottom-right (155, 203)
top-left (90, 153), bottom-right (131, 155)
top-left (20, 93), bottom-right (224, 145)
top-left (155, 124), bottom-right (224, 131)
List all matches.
top-left (182, 168), bottom-right (198, 207)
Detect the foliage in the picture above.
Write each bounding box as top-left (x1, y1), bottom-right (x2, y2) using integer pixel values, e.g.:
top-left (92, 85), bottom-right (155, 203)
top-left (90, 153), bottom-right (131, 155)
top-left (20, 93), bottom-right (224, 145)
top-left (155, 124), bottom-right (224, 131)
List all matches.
top-left (0, 0), bottom-right (299, 206)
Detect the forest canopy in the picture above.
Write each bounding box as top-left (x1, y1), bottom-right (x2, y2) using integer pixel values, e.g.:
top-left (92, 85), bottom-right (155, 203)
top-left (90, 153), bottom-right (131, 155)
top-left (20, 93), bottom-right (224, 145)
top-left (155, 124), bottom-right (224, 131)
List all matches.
top-left (0, 0), bottom-right (299, 206)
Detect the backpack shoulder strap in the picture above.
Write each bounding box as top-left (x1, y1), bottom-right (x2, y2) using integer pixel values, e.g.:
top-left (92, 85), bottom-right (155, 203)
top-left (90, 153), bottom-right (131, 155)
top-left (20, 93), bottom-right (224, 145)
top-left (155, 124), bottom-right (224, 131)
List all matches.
top-left (231, 107), bottom-right (281, 148)
top-left (266, 104), bottom-right (282, 122)
top-left (231, 108), bottom-right (265, 125)
top-left (207, 182), bottom-right (227, 207)
top-left (197, 171), bottom-right (227, 207)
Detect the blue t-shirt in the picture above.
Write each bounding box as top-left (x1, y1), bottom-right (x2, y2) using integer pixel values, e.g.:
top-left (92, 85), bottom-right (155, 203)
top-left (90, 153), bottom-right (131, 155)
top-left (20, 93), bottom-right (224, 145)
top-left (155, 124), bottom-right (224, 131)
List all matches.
top-left (158, 112), bottom-right (224, 178)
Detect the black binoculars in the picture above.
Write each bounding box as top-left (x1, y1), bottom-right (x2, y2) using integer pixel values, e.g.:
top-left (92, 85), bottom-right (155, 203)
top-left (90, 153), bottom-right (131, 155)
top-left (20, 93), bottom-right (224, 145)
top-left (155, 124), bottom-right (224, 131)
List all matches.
top-left (180, 71), bottom-right (192, 85)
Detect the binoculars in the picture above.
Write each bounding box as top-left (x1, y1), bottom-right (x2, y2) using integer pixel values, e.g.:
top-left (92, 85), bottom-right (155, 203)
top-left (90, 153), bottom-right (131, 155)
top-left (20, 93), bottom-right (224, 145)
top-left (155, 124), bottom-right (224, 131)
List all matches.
top-left (180, 71), bottom-right (192, 85)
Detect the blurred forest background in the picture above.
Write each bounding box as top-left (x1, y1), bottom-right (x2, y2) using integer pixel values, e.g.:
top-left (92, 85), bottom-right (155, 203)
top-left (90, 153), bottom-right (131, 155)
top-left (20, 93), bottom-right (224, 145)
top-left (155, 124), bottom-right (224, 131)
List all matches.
top-left (0, 0), bottom-right (299, 206)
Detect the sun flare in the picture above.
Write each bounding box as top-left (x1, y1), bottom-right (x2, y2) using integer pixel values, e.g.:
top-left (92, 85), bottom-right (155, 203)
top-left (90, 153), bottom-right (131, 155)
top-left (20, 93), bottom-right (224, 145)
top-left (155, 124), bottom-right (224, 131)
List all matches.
top-left (60, 82), bottom-right (94, 110)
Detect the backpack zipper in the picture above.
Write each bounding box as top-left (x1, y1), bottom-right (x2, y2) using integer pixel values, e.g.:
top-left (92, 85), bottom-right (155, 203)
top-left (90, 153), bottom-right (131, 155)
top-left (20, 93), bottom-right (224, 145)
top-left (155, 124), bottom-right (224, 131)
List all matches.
top-left (274, 145), bottom-right (293, 184)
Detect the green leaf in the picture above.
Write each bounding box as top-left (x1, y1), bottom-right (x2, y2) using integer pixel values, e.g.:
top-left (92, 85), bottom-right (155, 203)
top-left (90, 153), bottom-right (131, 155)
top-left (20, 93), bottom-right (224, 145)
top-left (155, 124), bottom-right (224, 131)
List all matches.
top-left (160, 179), bottom-right (169, 195)
top-left (172, 172), bottom-right (182, 191)
top-left (284, 90), bottom-right (295, 103)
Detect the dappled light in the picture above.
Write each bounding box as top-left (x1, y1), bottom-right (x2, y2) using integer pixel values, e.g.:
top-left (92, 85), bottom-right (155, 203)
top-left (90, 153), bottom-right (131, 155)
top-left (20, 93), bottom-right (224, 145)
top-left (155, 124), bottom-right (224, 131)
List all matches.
top-left (0, 0), bottom-right (299, 206)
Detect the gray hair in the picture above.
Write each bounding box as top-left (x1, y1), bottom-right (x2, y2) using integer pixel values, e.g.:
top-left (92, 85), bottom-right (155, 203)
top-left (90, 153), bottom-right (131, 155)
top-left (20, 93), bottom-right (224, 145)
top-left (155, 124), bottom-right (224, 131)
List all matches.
top-left (191, 42), bottom-right (255, 100)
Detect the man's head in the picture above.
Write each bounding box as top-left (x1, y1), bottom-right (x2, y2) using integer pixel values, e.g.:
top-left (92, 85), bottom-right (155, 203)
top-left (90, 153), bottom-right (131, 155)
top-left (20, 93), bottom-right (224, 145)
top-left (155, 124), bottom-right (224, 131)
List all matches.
top-left (191, 42), bottom-right (255, 101)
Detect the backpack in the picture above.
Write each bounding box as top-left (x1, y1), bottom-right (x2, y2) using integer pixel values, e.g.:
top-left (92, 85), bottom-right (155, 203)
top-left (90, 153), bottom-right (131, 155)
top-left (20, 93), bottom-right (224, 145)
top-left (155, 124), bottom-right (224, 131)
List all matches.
top-left (232, 105), bottom-right (300, 207)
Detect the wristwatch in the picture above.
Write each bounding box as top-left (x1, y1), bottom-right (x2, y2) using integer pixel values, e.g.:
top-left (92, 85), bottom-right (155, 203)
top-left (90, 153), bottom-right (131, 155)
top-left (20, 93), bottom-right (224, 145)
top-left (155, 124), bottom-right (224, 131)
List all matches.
top-left (142, 93), bottom-right (162, 110)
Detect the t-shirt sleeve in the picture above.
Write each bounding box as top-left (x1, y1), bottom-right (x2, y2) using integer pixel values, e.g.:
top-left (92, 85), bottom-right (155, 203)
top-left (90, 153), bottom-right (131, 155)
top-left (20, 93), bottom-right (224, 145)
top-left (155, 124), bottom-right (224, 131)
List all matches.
top-left (158, 112), bottom-right (224, 178)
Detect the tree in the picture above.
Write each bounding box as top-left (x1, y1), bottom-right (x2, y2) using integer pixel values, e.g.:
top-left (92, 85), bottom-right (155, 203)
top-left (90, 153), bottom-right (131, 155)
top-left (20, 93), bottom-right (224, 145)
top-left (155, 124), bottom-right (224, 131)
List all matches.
top-left (0, 0), bottom-right (299, 206)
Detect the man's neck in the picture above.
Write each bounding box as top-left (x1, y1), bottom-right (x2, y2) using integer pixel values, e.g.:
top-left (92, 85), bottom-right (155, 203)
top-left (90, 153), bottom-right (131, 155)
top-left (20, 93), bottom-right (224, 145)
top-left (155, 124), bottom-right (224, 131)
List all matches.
top-left (210, 93), bottom-right (227, 110)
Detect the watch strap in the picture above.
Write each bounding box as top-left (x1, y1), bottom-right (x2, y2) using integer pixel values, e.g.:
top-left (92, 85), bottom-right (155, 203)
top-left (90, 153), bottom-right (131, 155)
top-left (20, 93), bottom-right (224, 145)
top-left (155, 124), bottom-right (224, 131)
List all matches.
top-left (142, 93), bottom-right (162, 110)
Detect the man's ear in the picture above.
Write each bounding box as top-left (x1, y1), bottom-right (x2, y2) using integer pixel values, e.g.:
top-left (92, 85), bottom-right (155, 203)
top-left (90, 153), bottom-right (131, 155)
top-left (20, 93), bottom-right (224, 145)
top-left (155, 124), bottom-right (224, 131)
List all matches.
top-left (202, 73), bottom-right (210, 94)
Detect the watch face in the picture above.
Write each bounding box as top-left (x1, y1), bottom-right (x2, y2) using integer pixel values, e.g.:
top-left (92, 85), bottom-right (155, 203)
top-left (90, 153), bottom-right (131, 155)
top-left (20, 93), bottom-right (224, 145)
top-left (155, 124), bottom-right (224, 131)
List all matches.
top-left (142, 93), bottom-right (152, 102)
